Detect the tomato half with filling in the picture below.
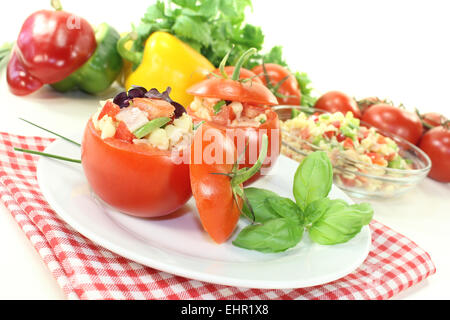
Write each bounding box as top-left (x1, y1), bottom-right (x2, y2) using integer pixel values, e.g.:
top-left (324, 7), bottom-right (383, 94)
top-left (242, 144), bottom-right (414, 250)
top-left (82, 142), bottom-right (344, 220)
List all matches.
top-left (186, 77), bottom-right (280, 185)
top-left (187, 104), bottom-right (280, 185)
top-left (81, 119), bottom-right (192, 217)
top-left (189, 123), bottom-right (243, 243)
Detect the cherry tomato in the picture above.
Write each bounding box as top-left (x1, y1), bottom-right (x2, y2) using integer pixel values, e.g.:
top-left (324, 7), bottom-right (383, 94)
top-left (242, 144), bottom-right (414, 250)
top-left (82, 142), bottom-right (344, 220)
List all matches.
top-left (211, 66), bottom-right (263, 84)
top-left (314, 91), bottom-right (361, 118)
top-left (81, 120), bottom-right (192, 217)
top-left (362, 104), bottom-right (423, 145)
top-left (252, 63), bottom-right (301, 105)
top-left (189, 123), bottom-right (242, 243)
top-left (187, 78), bottom-right (278, 106)
top-left (419, 125), bottom-right (450, 182)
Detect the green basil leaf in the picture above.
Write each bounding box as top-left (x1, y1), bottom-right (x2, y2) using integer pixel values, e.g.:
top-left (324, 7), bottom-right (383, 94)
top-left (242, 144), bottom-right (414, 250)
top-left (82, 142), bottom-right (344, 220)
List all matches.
top-left (293, 151), bottom-right (333, 211)
top-left (242, 188), bottom-right (280, 223)
top-left (308, 200), bottom-right (374, 245)
top-left (266, 197), bottom-right (304, 226)
top-left (232, 218), bottom-right (303, 253)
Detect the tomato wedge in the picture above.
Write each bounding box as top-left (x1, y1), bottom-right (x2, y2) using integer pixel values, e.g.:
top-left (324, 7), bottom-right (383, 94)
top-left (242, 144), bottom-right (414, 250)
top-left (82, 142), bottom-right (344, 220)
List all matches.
top-left (189, 123), bottom-right (241, 243)
top-left (190, 122), bottom-right (268, 243)
top-left (81, 119), bottom-right (192, 217)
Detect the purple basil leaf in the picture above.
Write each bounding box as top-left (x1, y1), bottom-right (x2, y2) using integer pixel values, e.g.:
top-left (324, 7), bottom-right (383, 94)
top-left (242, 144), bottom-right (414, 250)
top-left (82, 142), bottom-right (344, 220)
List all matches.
top-left (113, 91), bottom-right (130, 108)
top-left (127, 86), bottom-right (147, 99)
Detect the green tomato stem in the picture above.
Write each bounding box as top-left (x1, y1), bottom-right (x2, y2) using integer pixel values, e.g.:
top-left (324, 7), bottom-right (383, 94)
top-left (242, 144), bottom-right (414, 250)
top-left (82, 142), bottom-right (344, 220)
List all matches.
top-left (231, 134), bottom-right (268, 186)
top-left (231, 48), bottom-right (257, 81)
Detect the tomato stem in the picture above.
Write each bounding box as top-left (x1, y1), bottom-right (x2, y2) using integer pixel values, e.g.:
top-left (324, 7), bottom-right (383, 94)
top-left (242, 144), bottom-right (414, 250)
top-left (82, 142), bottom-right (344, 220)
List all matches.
top-left (51, 0), bottom-right (62, 11)
top-left (231, 134), bottom-right (268, 186)
top-left (231, 48), bottom-right (257, 81)
top-left (218, 47), bottom-right (233, 79)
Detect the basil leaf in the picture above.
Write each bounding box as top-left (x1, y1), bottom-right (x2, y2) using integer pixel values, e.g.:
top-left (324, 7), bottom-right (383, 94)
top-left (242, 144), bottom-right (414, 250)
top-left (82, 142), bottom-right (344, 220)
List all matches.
top-left (242, 187), bottom-right (280, 223)
top-left (308, 200), bottom-right (374, 245)
top-left (266, 197), bottom-right (304, 226)
top-left (293, 151), bottom-right (333, 211)
top-left (304, 198), bottom-right (333, 225)
top-left (232, 218), bottom-right (303, 253)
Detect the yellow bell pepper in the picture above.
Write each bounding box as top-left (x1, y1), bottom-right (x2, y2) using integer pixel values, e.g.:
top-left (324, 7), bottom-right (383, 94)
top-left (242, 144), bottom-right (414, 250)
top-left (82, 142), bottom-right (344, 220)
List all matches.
top-left (117, 31), bottom-right (214, 107)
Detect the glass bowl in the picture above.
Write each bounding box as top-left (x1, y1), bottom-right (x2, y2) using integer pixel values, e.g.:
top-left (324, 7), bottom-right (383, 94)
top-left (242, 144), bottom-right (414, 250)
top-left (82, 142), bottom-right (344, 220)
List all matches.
top-left (275, 106), bottom-right (431, 199)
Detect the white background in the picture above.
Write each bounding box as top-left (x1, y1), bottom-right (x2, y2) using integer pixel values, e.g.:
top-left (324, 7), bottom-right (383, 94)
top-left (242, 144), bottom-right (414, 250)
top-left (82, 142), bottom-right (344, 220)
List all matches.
top-left (0, 0), bottom-right (449, 299)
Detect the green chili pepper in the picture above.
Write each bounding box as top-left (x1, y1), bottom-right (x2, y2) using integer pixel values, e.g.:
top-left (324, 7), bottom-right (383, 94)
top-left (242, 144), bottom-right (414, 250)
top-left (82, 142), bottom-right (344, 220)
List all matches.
top-left (51, 23), bottom-right (123, 94)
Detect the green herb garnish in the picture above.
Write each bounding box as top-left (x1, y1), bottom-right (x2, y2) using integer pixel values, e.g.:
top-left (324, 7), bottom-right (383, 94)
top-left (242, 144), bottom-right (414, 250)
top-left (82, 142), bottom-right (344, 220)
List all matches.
top-left (133, 117), bottom-right (171, 138)
top-left (233, 151), bottom-right (373, 253)
top-left (213, 100), bottom-right (226, 115)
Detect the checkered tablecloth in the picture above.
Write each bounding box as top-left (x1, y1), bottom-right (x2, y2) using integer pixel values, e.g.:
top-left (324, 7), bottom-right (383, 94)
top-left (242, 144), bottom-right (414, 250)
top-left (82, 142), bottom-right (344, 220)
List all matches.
top-left (0, 132), bottom-right (436, 300)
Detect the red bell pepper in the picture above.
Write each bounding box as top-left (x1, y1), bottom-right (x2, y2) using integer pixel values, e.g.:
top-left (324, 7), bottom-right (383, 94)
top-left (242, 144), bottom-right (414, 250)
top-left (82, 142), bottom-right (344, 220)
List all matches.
top-left (6, 1), bottom-right (97, 96)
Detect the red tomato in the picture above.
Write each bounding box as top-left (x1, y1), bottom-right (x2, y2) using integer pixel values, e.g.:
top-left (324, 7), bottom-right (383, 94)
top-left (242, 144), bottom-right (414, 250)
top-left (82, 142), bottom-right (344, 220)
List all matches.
top-left (187, 78), bottom-right (278, 106)
top-left (314, 91), bottom-right (361, 118)
top-left (421, 112), bottom-right (447, 132)
top-left (189, 123), bottom-right (242, 243)
top-left (357, 97), bottom-right (391, 115)
top-left (362, 104), bottom-right (423, 145)
top-left (211, 66), bottom-right (263, 84)
top-left (187, 105), bottom-right (281, 185)
top-left (419, 126), bottom-right (450, 182)
top-left (81, 120), bottom-right (192, 217)
top-left (251, 63), bottom-right (301, 105)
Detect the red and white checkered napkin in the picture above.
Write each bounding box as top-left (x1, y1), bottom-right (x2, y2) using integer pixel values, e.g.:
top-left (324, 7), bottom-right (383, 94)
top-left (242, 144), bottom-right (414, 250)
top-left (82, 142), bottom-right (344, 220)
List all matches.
top-left (0, 132), bottom-right (436, 300)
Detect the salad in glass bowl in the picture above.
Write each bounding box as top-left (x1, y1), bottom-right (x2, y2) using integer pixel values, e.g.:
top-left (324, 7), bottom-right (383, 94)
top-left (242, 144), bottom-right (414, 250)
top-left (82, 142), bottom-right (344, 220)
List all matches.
top-left (276, 106), bottom-right (431, 198)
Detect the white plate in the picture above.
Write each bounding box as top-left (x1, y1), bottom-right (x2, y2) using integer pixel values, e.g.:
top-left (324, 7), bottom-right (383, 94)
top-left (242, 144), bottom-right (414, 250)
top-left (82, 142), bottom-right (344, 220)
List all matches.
top-left (37, 139), bottom-right (371, 289)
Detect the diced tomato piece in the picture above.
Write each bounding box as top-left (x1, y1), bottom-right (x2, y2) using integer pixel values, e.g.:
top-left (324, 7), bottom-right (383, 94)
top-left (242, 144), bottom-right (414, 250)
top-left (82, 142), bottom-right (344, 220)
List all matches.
top-left (331, 121), bottom-right (341, 129)
top-left (343, 137), bottom-right (354, 149)
top-left (212, 104), bottom-right (234, 126)
top-left (324, 130), bottom-right (335, 139)
top-left (377, 136), bottom-right (387, 144)
top-left (98, 101), bottom-right (120, 121)
top-left (384, 152), bottom-right (396, 161)
top-left (336, 133), bottom-right (346, 142)
top-left (133, 98), bottom-right (175, 120)
top-left (301, 128), bottom-right (311, 140)
top-left (367, 152), bottom-right (386, 166)
top-left (339, 175), bottom-right (356, 187)
top-left (114, 121), bottom-right (135, 143)
top-left (242, 104), bottom-right (265, 119)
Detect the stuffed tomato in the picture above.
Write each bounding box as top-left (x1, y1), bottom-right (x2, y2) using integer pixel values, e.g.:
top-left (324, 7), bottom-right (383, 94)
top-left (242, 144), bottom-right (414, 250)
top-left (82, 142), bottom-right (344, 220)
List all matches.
top-left (186, 49), bottom-right (281, 184)
top-left (81, 87), bottom-right (193, 217)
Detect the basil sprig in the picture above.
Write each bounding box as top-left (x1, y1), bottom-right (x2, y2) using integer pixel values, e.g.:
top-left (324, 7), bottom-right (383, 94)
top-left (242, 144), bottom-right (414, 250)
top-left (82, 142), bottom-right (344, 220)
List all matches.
top-left (232, 151), bottom-right (373, 253)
